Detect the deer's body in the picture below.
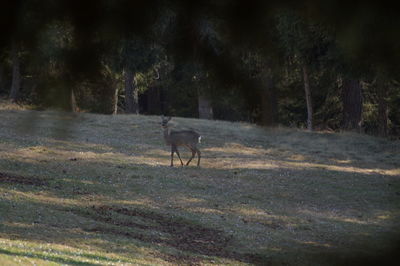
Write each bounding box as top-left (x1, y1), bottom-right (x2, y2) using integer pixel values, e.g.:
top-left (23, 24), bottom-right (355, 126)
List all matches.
top-left (161, 116), bottom-right (201, 167)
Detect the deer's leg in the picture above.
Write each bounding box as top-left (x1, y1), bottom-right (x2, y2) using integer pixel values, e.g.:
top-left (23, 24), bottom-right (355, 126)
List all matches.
top-left (175, 147), bottom-right (184, 166)
top-left (196, 148), bottom-right (201, 166)
top-left (170, 146), bottom-right (175, 167)
top-left (186, 148), bottom-right (196, 166)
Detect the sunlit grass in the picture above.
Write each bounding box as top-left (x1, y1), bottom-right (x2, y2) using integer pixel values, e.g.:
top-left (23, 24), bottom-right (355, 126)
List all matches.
top-left (0, 238), bottom-right (153, 265)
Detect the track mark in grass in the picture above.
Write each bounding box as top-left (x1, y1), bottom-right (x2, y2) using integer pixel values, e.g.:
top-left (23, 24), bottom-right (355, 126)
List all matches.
top-left (0, 172), bottom-right (49, 186)
top-left (73, 205), bottom-right (264, 264)
top-left (89, 205), bottom-right (231, 254)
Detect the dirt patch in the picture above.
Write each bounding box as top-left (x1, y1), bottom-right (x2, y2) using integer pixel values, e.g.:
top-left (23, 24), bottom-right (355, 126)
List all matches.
top-left (107, 205), bottom-right (231, 254)
top-left (76, 205), bottom-right (265, 264)
top-left (0, 172), bottom-right (49, 186)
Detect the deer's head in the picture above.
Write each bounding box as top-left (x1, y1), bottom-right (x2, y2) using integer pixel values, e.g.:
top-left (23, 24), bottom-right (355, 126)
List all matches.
top-left (161, 115), bottom-right (172, 129)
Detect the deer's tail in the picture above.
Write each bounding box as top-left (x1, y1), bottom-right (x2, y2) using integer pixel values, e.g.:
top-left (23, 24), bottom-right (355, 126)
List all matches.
top-left (198, 136), bottom-right (202, 143)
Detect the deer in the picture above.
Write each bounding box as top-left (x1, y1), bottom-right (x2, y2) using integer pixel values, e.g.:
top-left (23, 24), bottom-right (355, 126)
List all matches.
top-left (161, 116), bottom-right (201, 167)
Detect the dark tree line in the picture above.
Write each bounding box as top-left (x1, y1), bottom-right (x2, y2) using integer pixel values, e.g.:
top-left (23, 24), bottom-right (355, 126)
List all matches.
top-left (0, 0), bottom-right (399, 137)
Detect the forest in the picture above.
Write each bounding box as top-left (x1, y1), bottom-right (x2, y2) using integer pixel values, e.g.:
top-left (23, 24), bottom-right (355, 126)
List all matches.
top-left (1, 1), bottom-right (400, 265)
top-left (1, 0), bottom-right (399, 137)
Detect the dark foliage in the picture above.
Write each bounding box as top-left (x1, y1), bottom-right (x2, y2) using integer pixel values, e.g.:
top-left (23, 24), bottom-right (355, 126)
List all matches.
top-left (0, 0), bottom-right (399, 136)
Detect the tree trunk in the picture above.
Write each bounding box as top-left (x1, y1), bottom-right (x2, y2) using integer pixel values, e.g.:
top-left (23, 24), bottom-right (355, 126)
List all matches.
top-left (112, 85), bottom-right (119, 115)
top-left (302, 65), bottom-right (313, 131)
top-left (0, 62), bottom-right (4, 92)
top-left (198, 91), bottom-right (213, 120)
top-left (146, 86), bottom-right (162, 114)
top-left (260, 71), bottom-right (278, 126)
top-left (133, 78), bottom-right (139, 114)
top-left (9, 43), bottom-right (21, 102)
top-left (377, 78), bottom-right (388, 137)
top-left (124, 68), bottom-right (139, 114)
top-left (71, 89), bottom-right (78, 112)
top-left (342, 79), bottom-right (362, 132)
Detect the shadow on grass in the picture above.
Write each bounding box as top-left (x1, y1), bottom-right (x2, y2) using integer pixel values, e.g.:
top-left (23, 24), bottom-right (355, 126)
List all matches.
top-left (296, 240), bottom-right (400, 266)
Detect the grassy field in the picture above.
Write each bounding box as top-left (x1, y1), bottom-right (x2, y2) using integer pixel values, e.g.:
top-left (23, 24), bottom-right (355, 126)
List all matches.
top-left (0, 102), bottom-right (399, 265)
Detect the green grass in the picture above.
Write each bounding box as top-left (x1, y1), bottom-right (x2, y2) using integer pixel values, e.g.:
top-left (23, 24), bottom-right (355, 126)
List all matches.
top-left (1, 103), bottom-right (400, 265)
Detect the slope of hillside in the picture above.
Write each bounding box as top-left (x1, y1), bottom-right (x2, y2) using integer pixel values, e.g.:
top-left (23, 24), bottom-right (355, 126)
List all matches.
top-left (1, 105), bottom-right (399, 265)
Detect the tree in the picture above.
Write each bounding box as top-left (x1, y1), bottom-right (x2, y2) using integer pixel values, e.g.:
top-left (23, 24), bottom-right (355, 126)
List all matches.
top-left (124, 68), bottom-right (138, 114)
top-left (276, 12), bottom-right (315, 130)
top-left (119, 37), bottom-right (157, 114)
top-left (0, 59), bottom-right (5, 93)
top-left (276, 10), bottom-right (336, 131)
top-left (302, 65), bottom-right (313, 130)
top-left (341, 78), bottom-right (362, 132)
top-left (112, 80), bottom-right (120, 115)
top-left (196, 75), bottom-right (214, 120)
top-left (188, 63), bottom-right (214, 120)
top-left (9, 41), bottom-right (21, 102)
top-left (240, 50), bottom-right (278, 126)
top-left (376, 73), bottom-right (389, 137)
